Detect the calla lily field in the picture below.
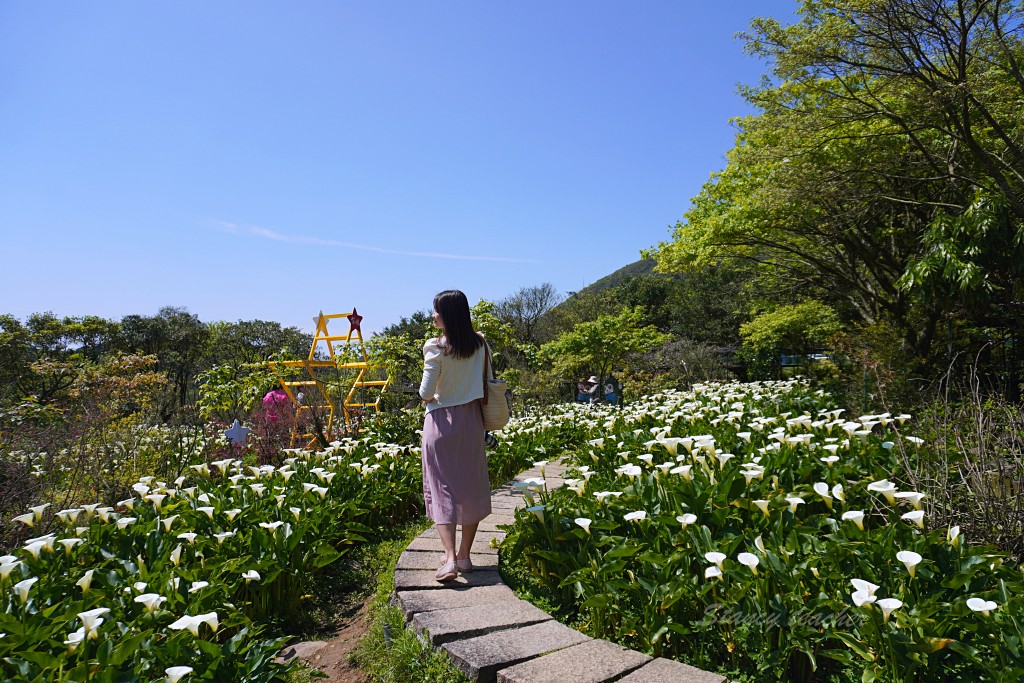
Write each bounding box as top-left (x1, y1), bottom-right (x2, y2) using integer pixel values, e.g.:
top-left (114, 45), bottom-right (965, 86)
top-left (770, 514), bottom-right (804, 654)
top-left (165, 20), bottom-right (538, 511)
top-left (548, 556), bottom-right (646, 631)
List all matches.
top-left (2, 379), bottom-right (1021, 682)
top-left (0, 425), bottom-right (427, 682)
top-left (501, 381), bottom-right (1024, 683)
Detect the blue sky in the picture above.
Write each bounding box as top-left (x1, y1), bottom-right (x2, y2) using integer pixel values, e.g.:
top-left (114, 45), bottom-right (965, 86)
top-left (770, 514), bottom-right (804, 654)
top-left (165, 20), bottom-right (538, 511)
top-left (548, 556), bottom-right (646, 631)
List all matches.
top-left (0, 1), bottom-right (795, 334)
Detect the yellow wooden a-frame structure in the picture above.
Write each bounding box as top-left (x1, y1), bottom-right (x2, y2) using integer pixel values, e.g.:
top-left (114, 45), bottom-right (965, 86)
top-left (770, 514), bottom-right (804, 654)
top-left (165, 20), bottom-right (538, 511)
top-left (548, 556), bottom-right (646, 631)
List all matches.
top-left (268, 309), bottom-right (388, 448)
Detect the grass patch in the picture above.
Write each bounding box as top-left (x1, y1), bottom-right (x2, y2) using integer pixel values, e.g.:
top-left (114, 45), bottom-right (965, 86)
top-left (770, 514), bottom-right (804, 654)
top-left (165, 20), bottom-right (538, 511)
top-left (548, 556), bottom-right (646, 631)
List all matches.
top-left (350, 518), bottom-right (472, 683)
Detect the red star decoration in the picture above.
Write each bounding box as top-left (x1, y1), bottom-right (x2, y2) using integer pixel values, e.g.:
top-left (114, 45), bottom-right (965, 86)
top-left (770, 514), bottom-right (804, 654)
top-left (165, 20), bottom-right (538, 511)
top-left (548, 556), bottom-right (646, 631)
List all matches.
top-left (347, 308), bottom-right (363, 332)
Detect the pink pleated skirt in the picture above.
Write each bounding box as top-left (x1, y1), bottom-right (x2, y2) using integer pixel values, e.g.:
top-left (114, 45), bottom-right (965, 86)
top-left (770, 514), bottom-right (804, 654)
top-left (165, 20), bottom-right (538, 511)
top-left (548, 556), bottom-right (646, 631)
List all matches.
top-left (421, 400), bottom-right (492, 525)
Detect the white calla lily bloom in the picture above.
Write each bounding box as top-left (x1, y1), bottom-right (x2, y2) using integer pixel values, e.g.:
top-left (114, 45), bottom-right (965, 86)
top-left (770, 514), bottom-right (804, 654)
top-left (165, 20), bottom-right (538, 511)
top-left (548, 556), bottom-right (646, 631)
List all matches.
top-left (14, 576), bottom-right (38, 603)
top-left (737, 552), bottom-right (759, 574)
top-left (166, 666), bottom-right (194, 683)
top-left (841, 510), bottom-right (865, 531)
top-left (966, 597), bottom-right (998, 616)
top-left (896, 550), bottom-right (922, 577)
top-left (705, 552), bottom-right (727, 569)
top-left (876, 598), bottom-right (903, 622)
top-left (901, 510), bottom-right (925, 529)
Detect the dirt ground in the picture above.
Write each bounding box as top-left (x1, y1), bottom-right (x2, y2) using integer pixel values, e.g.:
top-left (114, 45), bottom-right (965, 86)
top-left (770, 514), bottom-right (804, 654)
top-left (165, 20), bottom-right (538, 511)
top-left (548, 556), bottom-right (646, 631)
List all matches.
top-left (283, 596), bottom-right (372, 683)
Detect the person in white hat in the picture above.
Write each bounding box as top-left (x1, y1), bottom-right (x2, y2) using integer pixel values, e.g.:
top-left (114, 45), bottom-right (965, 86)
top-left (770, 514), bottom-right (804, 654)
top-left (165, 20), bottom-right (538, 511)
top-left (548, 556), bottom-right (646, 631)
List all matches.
top-left (585, 376), bottom-right (600, 403)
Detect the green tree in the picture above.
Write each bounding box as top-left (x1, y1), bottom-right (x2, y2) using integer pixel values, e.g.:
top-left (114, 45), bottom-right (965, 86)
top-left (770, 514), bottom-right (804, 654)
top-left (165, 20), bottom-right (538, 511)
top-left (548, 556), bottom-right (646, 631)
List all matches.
top-left (649, 0), bottom-right (1024, 384)
top-left (739, 301), bottom-right (842, 379)
top-left (540, 307), bottom-right (670, 392)
top-left (117, 307), bottom-right (211, 410)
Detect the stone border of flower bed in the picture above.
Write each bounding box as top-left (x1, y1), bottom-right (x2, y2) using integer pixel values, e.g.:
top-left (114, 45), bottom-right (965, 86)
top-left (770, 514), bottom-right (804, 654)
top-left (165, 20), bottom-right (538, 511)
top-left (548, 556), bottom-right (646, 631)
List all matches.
top-left (392, 461), bottom-right (728, 683)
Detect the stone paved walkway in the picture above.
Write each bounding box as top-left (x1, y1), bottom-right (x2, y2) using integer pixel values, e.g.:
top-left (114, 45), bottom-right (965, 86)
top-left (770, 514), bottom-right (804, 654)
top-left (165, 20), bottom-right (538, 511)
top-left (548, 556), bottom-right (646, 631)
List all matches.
top-left (393, 460), bottom-right (727, 683)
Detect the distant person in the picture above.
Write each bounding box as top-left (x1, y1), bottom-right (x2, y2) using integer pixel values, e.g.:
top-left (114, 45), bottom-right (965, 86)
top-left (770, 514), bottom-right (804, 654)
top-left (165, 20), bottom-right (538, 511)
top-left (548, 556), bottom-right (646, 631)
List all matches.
top-left (585, 376), bottom-right (600, 403)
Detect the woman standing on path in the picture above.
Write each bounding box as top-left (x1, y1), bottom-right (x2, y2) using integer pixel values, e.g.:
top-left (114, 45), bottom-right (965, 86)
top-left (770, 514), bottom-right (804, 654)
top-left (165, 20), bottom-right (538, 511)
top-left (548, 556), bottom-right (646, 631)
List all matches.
top-left (419, 290), bottom-right (493, 582)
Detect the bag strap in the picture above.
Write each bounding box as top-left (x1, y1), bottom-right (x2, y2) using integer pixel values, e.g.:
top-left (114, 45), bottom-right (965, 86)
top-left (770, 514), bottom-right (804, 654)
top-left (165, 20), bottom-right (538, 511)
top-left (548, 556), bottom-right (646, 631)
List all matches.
top-left (479, 334), bottom-right (493, 405)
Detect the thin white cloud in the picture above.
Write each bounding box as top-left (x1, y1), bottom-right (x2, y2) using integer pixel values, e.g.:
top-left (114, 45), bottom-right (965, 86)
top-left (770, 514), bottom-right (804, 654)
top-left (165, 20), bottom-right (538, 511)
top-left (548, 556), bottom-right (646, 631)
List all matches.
top-left (213, 221), bottom-right (539, 264)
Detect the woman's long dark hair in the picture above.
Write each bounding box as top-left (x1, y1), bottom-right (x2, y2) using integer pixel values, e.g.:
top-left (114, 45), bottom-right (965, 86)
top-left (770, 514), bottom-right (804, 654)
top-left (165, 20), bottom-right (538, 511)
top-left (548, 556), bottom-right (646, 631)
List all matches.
top-left (434, 290), bottom-right (483, 359)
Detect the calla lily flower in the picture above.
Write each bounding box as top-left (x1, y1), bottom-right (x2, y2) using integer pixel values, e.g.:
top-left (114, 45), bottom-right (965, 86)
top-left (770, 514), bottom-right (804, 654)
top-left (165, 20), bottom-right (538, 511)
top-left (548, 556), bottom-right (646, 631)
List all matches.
top-left (14, 576), bottom-right (38, 603)
top-left (753, 500), bottom-right (770, 516)
top-left (134, 593), bottom-right (167, 612)
top-left (617, 464), bottom-right (643, 479)
top-left (851, 589), bottom-right (877, 608)
top-left (242, 570), bottom-right (261, 583)
top-left (11, 513), bottom-right (34, 527)
top-left (116, 517), bottom-right (137, 529)
top-left (58, 538), bottom-right (84, 552)
top-left (189, 581), bottom-right (209, 593)
top-left (737, 552), bottom-right (759, 574)
top-left (876, 598), bottom-right (903, 622)
top-left (705, 552), bottom-right (726, 569)
top-left (78, 607), bottom-right (109, 634)
top-left (23, 541), bottom-right (48, 560)
top-left (812, 482), bottom-right (832, 508)
top-left (177, 533), bottom-right (198, 545)
top-left (851, 578), bottom-right (879, 595)
top-left (676, 513), bottom-right (696, 527)
top-left (785, 497), bottom-right (804, 513)
top-left (573, 518), bottom-right (592, 535)
top-left (894, 491), bottom-right (925, 509)
top-left (196, 506), bottom-right (215, 519)
top-left (841, 510), bottom-right (865, 531)
top-left (670, 465), bottom-right (693, 480)
top-left (26, 501), bottom-right (47, 518)
top-left (56, 508), bottom-right (83, 523)
top-left (0, 560), bottom-right (22, 580)
top-left (168, 612), bottom-right (219, 636)
top-left (214, 532), bottom-right (235, 544)
top-left (170, 545), bottom-right (183, 566)
top-left (166, 666), bottom-right (194, 683)
top-left (160, 515), bottom-right (179, 532)
top-left (741, 470), bottom-right (762, 486)
top-left (966, 597), bottom-right (998, 616)
top-left (948, 526), bottom-right (961, 548)
top-left (624, 510), bottom-right (647, 522)
top-left (64, 628), bottom-right (85, 651)
top-left (901, 510), bottom-right (925, 529)
top-left (753, 536), bottom-right (766, 554)
top-left (704, 565), bottom-right (722, 580)
top-left (896, 550), bottom-right (922, 577)
top-left (526, 505), bottom-right (545, 521)
top-left (831, 484), bottom-right (845, 502)
top-left (76, 569), bottom-right (95, 593)
top-left (867, 479), bottom-right (898, 504)
top-left (145, 494), bottom-right (167, 510)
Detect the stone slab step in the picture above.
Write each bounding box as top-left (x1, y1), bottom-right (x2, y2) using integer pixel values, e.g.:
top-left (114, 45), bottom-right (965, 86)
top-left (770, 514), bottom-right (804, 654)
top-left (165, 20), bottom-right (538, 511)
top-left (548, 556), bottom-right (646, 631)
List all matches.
top-left (397, 550), bottom-right (498, 571)
top-left (442, 619), bottom-right (591, 683)
top-left (497, 639), bottom-right (652, 683)
top-left (397, 583), bottom-right (519, 620)
top-left (411, 599), bottom-right (552, 645)
top-left (617, 658), bottom-right (727, 683)
top-left (395, 569), bottom-right (506, 591)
